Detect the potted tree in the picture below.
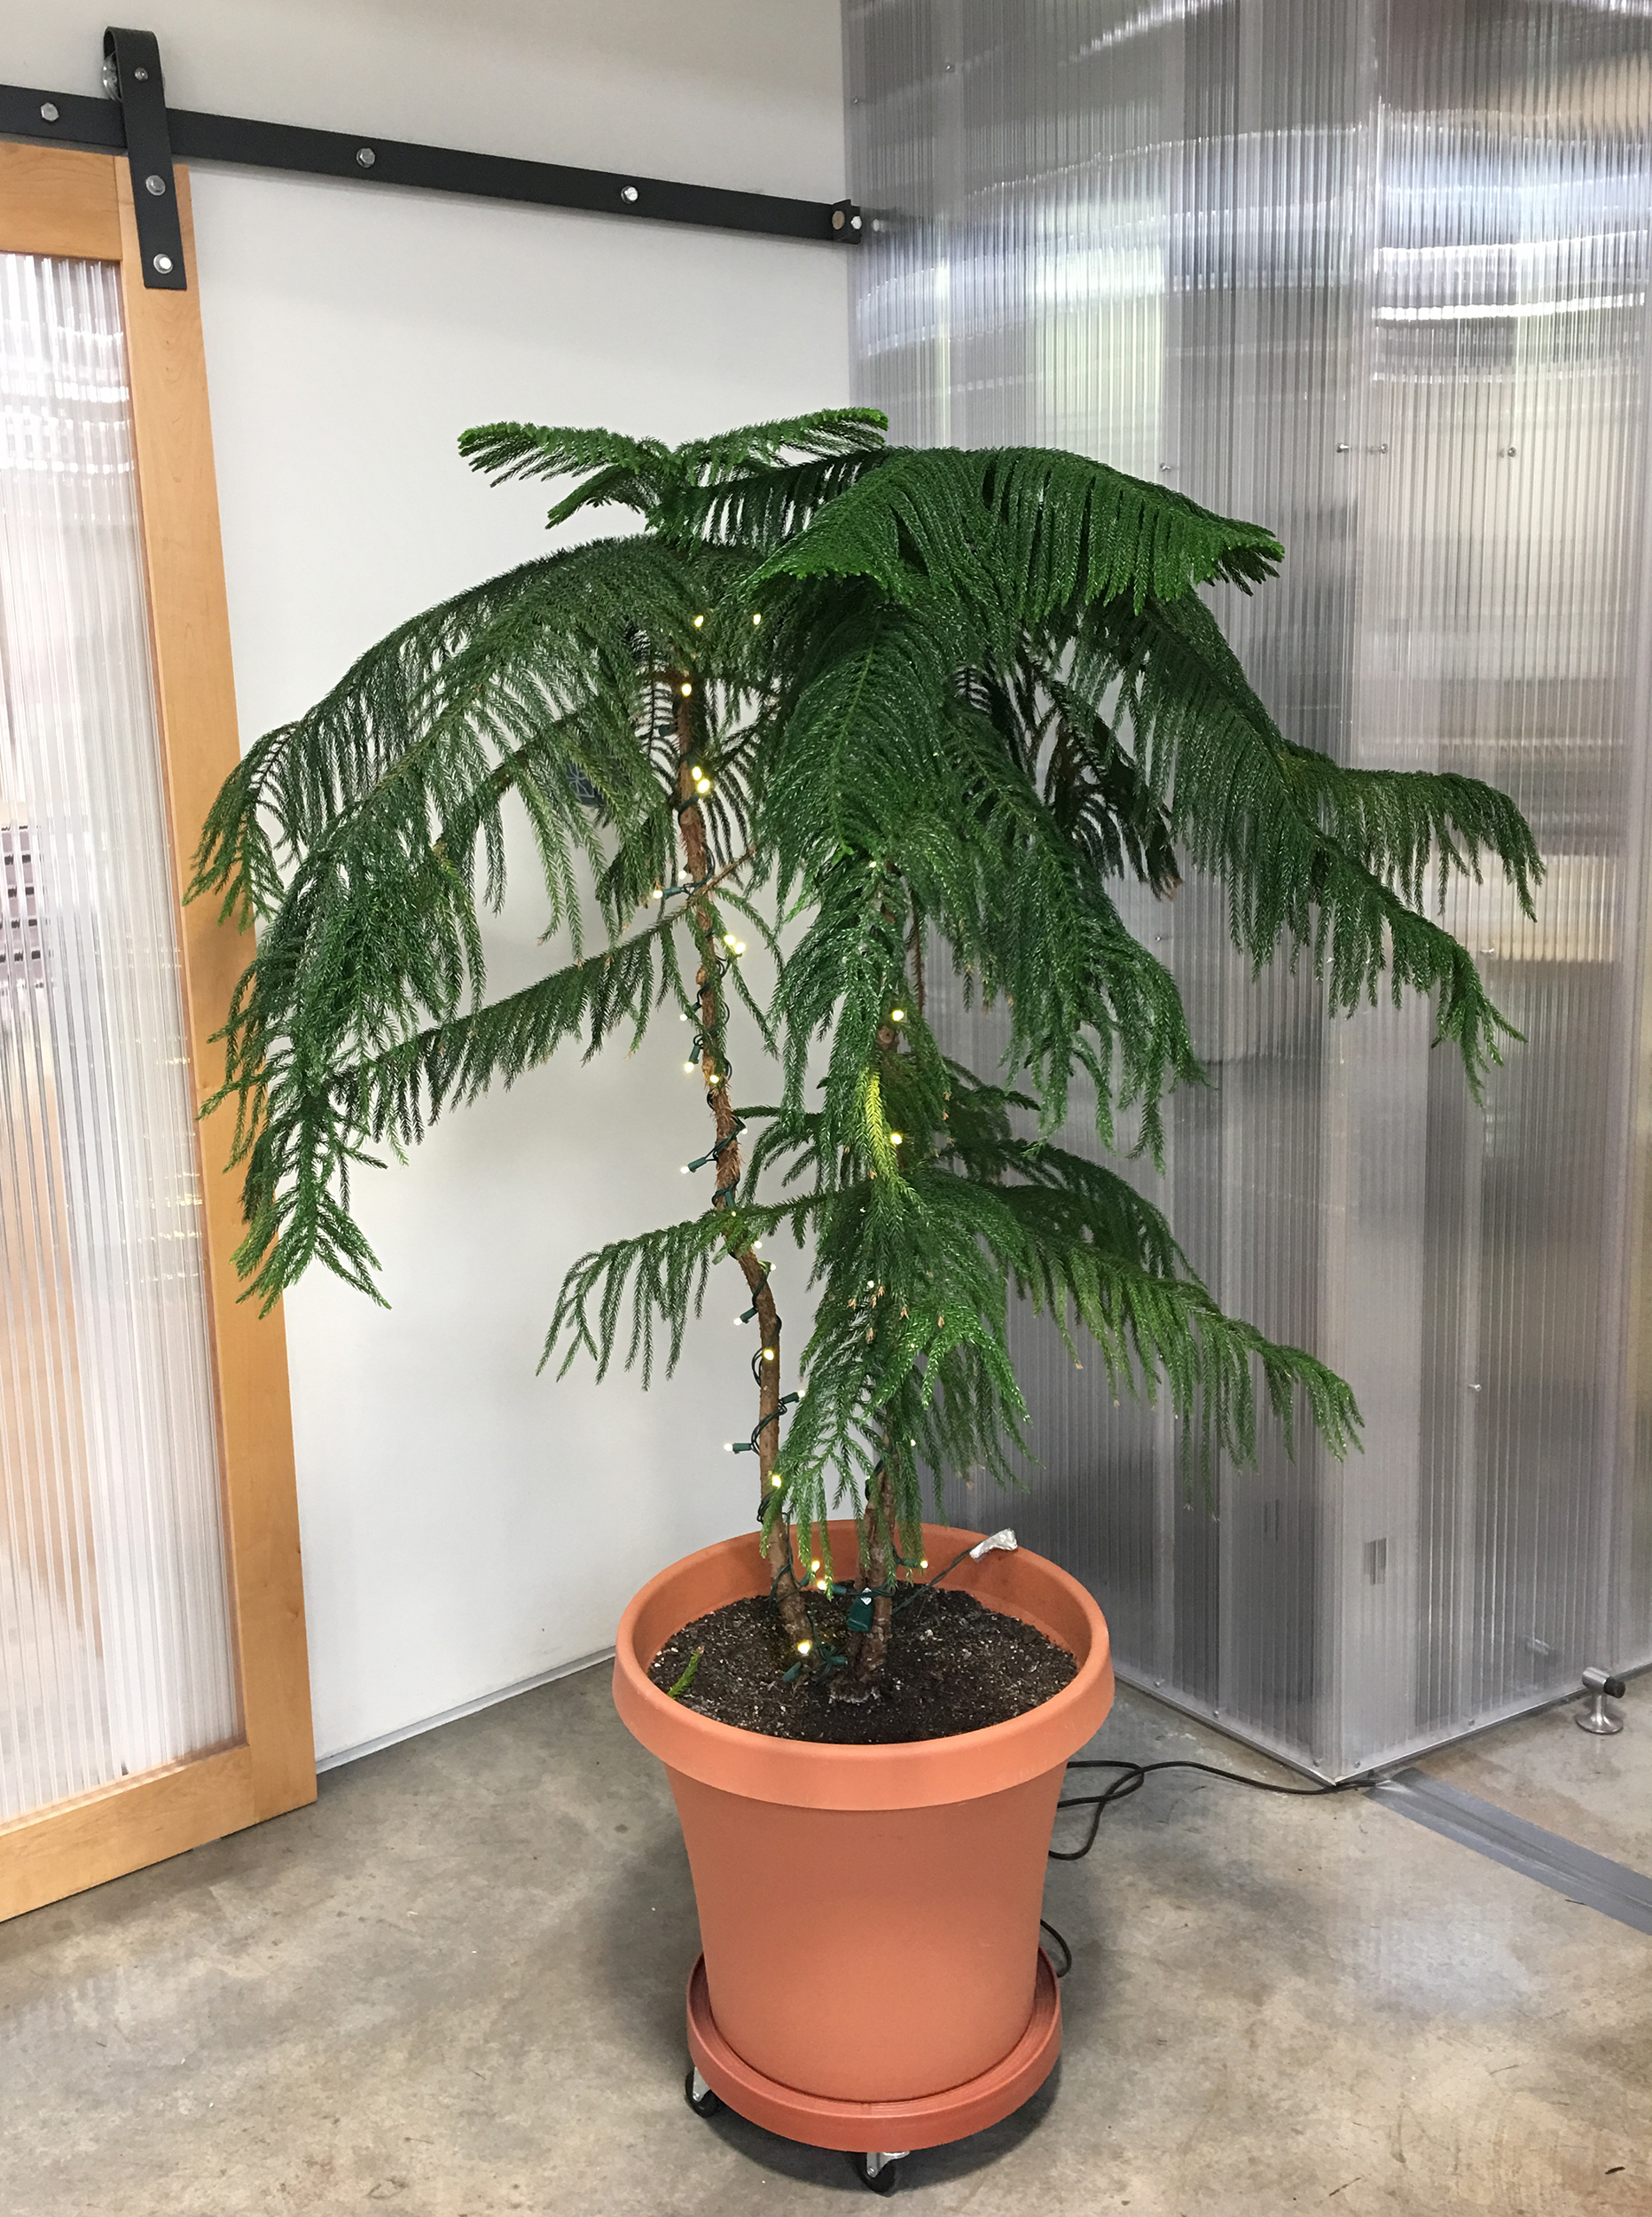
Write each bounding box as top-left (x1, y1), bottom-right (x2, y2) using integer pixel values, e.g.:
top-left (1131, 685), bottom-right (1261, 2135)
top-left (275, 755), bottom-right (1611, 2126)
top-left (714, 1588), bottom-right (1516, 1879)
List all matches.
top-left (193, 410), bottom-right (1538, 2181)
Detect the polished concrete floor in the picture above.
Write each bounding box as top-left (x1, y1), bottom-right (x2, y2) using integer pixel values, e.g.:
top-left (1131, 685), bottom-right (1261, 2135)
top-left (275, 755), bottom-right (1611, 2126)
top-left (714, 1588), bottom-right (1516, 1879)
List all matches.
top-left (2, 1666), bottom-right (1648, 2216)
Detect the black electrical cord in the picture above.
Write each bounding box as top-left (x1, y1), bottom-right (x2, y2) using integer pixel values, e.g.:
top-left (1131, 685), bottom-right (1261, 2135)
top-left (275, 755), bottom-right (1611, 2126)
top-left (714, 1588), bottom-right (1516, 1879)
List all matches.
top-left (1037, 1917), bottom-right (1073, 1978)
top-left (1038, 1755), bottom-right (1376, 1978)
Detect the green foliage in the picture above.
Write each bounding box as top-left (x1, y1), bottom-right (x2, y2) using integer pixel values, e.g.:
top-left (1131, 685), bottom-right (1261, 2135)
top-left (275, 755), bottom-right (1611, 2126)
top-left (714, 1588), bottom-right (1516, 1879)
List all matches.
top-left (745, 444), bottom-right (1284, 622)
top-left (458, 407), bottom-right (890, 540)
top-left (1071, 591), bottom-right (1538, 1092)
top-left (193, 407), bottom-right (1542, 1540)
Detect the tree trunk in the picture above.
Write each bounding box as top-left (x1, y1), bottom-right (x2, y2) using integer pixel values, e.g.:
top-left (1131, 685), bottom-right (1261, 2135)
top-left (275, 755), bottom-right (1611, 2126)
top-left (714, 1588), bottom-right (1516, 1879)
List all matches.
top-left (669, 675), bottom-right (813, 1658)
top-left (842, 1462), bottom-right (898, 1696)
top-left (839, 889), bottom-right (925, 1697)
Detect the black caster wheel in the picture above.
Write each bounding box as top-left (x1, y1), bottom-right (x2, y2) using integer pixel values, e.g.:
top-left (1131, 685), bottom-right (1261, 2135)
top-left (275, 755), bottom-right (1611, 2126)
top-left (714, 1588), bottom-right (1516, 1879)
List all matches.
top-left (850, 2152), bottom-right (902, 2195)
top-left (684, 2064), bottom-right (723, 2119)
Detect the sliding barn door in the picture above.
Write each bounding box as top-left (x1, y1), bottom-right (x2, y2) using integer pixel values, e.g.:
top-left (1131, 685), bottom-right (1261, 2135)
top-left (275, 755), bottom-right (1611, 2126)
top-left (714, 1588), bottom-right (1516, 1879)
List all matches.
top-left (0, 143), bottom-right (312, 1919)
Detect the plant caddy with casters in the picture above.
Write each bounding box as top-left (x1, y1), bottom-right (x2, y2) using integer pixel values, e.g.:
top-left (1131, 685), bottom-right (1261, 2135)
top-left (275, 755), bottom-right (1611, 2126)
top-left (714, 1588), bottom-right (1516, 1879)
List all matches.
top-left (192, 409), bottom-right (1538, 2189)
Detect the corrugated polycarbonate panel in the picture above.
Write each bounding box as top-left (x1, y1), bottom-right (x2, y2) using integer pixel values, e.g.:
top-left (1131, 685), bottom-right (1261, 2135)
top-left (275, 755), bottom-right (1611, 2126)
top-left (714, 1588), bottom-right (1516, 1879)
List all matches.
top-left (0, 255), bottom-right (239, 1821)
top-left (846, 0), bottom-right (1652, 1775)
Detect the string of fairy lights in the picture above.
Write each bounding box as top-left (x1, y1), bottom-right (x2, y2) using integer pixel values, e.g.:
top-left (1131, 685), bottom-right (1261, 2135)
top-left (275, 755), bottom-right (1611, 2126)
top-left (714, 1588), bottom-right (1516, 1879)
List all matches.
top-left (661, 626), bottom-right (1006, 1690)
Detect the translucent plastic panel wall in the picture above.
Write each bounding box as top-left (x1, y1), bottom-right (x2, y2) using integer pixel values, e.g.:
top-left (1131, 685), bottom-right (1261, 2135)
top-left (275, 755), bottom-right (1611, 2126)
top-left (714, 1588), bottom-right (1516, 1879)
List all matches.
top-left (845, 0), bottom-right (1652, 1774)
top-left (0, 255), bottom-right (239, 1821)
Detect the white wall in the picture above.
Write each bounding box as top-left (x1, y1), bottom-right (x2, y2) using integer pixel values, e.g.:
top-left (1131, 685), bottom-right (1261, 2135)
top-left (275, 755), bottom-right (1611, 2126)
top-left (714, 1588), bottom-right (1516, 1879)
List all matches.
top-left (3, 1), bottom-right (849, 1759)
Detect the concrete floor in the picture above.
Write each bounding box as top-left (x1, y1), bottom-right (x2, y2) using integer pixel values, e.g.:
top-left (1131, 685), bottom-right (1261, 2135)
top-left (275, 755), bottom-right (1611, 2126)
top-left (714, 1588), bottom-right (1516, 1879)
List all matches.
top-left (1421, 1688), bottom-right (1652, 1876)
top-left (2, 1671), bottom-right (1648, 2217)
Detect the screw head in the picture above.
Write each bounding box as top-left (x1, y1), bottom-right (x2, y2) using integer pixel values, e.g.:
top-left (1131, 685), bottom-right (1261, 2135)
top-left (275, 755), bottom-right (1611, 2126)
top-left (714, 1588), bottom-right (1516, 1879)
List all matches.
top-left (151, 252), bottom-right (173, 275)
top-left (133, 66), bottom-right (149, 81)
top-left (356, 146), bottom-right (376, 168)
top-left (39, 101), bottom-right (59, 123)
top-left (145, 173), bottom-right (167, 197)
top-left (851, 214), bottom-right (862, 229)
top-left (621, 184), bottom-right (639, 203)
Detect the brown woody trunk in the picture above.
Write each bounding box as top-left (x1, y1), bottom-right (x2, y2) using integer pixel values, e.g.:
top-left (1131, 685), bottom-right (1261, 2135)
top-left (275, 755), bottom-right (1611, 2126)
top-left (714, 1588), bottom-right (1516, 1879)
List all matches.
top-left (841, 887), bottom-right (924, 1696)
top-left (842, 1461), bottom-right (898, 1696)
top-left (669, 675), bottom-right (812, 1657)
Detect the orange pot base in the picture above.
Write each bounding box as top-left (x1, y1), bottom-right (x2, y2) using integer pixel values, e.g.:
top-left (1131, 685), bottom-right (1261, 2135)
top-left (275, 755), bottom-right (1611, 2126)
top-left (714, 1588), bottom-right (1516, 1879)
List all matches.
top-left (685, 1948), bottom-right (1063, 2153)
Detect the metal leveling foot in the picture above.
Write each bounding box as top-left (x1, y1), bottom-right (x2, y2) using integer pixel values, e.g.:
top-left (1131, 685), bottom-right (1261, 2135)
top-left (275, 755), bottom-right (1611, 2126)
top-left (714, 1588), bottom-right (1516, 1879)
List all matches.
top-left (1576, 1665), bottom-right (1626, 1735)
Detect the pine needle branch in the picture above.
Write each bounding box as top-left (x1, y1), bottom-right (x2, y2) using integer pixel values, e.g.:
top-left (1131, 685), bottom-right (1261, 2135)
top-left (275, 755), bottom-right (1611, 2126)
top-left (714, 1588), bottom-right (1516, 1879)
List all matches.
top-left (1082, 591), bottom-right (1540, 1093)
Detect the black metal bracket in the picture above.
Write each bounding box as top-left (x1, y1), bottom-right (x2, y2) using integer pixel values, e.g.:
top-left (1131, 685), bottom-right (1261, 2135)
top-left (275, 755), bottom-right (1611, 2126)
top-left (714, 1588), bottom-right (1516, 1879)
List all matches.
top-left (2, 33), bottom-right (861, 254)
top-left (103, 27), bottom-right (184, 289)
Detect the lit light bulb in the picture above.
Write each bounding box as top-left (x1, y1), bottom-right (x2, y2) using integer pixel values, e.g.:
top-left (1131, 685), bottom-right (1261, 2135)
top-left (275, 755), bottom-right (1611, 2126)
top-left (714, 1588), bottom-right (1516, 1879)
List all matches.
top-left (810, 1559), bottom-right (820, 1573)
top-left (890, 1132), bottom-right (904, 1145)
top-left (795, 1639), bottom-right (812, 1656)
top-left (770, 1473), bottom-right (783, 1490)
top-left (817, 1579), bottom-right (829, 1592)
top-left (652, 885), bottom-right (663, 898)
top-left (693, 614), bottom-right (706, 629)
top-left (920, 1557), bottom-right (929, 1570)
top-left (722, 1441), bottom-right (734, 1452)
top-left (763, 1348), bottom-right (776, 1361)
top-left (890, 1007), bottom-right (906, 1022)
top-left (734, 939), bottom-right (747, 954)
top-left (679, 1164), bottom-right (690, 1175)
top-left (684, 1061), bottom-right (696, 1074)
top-left (679, 682), bottom-right (693, 697)
top-left (751, 611), bottom-right (763, 626)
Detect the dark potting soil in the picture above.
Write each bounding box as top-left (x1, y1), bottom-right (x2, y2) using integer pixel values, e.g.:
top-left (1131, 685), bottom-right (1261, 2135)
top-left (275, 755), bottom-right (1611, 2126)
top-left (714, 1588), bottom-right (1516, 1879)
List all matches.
top-left (646, 1586), bottom-right (1077, 1745)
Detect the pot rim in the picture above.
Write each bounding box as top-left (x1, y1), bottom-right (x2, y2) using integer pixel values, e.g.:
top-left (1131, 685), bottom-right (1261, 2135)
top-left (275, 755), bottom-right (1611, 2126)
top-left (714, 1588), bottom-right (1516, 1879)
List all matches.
top-left (612, 1521), bottom-right (1114, 1811)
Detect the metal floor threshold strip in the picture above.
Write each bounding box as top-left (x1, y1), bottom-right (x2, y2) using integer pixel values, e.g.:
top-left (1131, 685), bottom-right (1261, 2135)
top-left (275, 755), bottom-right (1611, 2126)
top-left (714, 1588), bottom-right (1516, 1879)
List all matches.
top-left (1370, 1769), bottom-right (1652, 1936)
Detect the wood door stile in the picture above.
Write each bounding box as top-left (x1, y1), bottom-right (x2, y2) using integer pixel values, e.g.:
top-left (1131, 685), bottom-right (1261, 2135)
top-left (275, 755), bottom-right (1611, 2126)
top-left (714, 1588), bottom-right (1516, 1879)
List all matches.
top-left (0, 143), bottom-right (121, 261)
top-left (0, 141), bottom-right (316, 1923)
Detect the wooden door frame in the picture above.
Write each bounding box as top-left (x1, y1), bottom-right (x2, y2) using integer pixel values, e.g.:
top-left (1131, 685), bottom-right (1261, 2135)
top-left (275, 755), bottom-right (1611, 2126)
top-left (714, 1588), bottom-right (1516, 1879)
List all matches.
top-left (0, 140), bottom-right (315, 1921)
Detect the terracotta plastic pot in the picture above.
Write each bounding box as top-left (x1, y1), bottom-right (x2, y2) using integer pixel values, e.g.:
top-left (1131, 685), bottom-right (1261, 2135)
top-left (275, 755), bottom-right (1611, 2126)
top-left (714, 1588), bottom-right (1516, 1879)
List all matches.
top-left (613, 1521), bottom-right (1114, 2151)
